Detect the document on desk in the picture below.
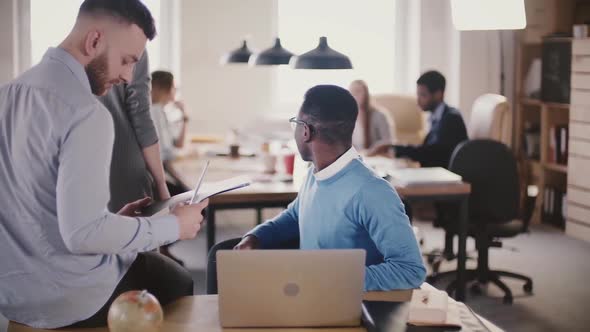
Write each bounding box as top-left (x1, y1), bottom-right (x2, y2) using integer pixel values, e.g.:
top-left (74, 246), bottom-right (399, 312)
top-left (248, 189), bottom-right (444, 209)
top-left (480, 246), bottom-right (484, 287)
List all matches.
top-left (142, 175), bottom-right (251, 216)
top-left (387, 167), bottom-right (462, 187)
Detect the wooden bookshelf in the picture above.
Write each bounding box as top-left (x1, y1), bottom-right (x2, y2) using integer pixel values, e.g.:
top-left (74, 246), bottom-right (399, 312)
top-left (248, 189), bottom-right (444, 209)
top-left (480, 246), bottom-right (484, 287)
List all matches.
top-left (520, 98), bottom-right (542, 107)
top-left (544, 162), bottom-right (568, 174)
top-left (515, 99), bottom-right (569, 225)
top-left (545, 102), bottom-right (570, 110)
top-left (528, 159), bottom-right (541, 168)
top-left (514, 0), bottom-right (580, 227)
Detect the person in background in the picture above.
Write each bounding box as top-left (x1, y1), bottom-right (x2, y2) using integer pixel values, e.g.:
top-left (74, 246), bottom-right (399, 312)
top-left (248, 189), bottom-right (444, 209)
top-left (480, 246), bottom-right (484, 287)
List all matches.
top-left (100, 56), bottom-right (186, 266)
top-left (0, 0), bottom-right (207, 328)
top-left (373, 70), bottom-right (468, 168)
top-left (374, 70), bottom-right (468, 257)
top-left (99, 53), bottom-right (171, 214)
top-left (234, 85), bottom-right (426, 291)
top-left (150, 70), bottom-right (189, 196)
top-left (348, 80), bottom-right (394, 156)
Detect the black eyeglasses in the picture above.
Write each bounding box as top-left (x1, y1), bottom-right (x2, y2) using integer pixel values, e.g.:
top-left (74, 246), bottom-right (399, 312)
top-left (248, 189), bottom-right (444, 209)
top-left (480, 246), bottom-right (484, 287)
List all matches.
top-left (289, 117), bottom-right (309, 130)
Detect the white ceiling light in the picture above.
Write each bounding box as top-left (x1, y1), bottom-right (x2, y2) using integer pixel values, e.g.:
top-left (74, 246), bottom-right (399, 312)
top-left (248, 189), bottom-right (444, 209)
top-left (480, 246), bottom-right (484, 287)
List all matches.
top-left (450, 0), bottom-right (527, 31)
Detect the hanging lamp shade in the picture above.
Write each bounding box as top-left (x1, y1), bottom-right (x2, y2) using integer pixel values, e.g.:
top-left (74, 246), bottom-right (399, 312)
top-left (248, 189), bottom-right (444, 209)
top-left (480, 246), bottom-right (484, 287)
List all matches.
top-left (451, 0), bottom-right (526, 30)
top-left (250, 38), bottom-right (294, 66)
top-left (220, 40), bottom-right (252, 64)
top-left (291, 37), bottom-right (352, 70)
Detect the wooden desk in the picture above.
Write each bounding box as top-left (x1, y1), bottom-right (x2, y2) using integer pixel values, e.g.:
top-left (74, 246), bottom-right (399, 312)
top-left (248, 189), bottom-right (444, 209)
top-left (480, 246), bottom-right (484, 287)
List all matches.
top-left (7, 296), bottom-right (363, 332)
top-left (172, 156), bottom-right (471, 301)
top-left (8, 295), bottom-right (502, 332)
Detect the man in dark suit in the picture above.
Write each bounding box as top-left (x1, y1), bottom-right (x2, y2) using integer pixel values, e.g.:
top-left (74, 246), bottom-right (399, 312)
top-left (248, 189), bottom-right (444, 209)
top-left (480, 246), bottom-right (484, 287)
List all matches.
top-left (392, 70), bottom-right (468, 167)
top-left (374, 71), bottom-right (468, 256)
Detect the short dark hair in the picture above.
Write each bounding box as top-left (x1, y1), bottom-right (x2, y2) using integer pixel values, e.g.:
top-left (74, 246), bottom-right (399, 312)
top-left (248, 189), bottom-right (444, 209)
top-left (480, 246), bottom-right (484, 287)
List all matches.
top-left (79, 0), bottom-right (156, 40)
top-left (151, 70), bottom-right (174, 91)
top-left (300, 85), bottom-right (358, 145)
top-left (417, 70), bottom-right (446, 94)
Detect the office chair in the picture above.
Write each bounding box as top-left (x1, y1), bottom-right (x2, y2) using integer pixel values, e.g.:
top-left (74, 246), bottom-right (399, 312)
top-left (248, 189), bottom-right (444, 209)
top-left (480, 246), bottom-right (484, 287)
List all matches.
top-left (206, 236), bottom-right (300, 294)
top-left (428, 139), bottom-right (533, 304)
top-left (427, 94), bottom-right (512, 272)
top-left (372, 93), bottom-right (426, 145)
top-left (468, 94), bottom-right (512, 147)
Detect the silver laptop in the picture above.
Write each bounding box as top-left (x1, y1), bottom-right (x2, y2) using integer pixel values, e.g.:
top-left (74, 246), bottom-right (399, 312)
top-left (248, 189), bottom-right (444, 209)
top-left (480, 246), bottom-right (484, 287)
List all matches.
top-left (217, 249), bottom-right (366, 328)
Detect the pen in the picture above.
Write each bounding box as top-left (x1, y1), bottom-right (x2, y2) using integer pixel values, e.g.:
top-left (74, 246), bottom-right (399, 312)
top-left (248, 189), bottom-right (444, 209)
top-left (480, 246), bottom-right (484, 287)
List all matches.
top-left (189, 160), bottom-right (210, 204)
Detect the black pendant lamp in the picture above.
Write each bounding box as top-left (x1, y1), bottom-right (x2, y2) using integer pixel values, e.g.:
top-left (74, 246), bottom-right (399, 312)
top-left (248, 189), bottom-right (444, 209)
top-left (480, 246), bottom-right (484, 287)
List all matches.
top-left (250, 38), bottom-right (294, 66)
top-left (292, 36), bottom-right (352, 69)
top-left (220, 40), bottom-right (253, 64)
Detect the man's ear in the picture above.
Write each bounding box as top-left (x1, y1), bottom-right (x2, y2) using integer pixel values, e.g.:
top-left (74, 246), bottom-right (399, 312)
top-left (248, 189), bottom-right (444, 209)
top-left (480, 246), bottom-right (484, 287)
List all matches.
top-left (302, 124), bottom-right (313, 143)
top-left (83, 30), bottom-right (104, 57)
top-left (434, 90), bottom-right (444, 102)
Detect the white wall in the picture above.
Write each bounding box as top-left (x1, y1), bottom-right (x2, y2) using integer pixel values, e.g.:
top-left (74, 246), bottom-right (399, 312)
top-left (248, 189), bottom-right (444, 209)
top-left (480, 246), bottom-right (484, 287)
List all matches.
top-left (2, 0), bottom-right (516, 135)
top-left (396, 0), bottom-right (516, 126)
top-left (1, 0), bottom-right (17, 83)
top-left (418, 0), bottom-right (461, 109)
top-left (180, 0), bottom-right (277, 136)
top-left (3, 0), bottom-right (512, 136)
top-left (456, 29), bottom-right (516, 124)
top-left (0, 0), bottom-right (30, 85)
top-left (458, 31), bottom-right (500, 122)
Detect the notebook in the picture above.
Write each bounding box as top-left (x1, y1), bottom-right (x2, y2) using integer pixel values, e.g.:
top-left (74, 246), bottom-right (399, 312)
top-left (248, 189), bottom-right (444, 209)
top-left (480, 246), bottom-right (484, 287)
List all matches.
top-left (387, 167), bottom-right (462, 187)
top-left (142, 175), bottom-right (251, 216)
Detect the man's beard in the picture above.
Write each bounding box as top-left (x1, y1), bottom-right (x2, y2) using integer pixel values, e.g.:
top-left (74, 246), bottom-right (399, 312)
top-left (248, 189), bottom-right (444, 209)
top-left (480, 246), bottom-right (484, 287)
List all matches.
top-left (427, 101), bottom-right (439, 112)
top-left (85, 53), bottom-right (109, 96)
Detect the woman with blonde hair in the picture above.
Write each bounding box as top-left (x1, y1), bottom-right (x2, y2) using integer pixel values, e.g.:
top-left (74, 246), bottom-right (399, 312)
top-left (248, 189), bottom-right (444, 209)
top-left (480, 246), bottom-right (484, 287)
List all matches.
top-left (349, 80), bottom-right (394, 155)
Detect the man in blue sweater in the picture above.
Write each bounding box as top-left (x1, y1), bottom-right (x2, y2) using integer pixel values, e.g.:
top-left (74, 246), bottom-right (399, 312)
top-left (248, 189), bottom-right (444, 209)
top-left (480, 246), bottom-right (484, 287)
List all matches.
top-left (235, 85), bottom-right (426, 291)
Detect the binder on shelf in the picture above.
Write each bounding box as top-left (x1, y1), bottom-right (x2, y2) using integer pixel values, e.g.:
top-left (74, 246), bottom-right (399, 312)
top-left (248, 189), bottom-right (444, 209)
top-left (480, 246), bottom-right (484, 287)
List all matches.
top-left (560, 126), bottom-right (569, 165)
top-left (547, 125), bottom-right (569, 165)
top-left (542, 186), bottom-right (566, 229)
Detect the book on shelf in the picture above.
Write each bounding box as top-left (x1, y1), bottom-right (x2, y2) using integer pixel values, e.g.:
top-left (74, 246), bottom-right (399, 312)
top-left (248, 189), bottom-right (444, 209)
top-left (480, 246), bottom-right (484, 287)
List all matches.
top-left (560, 126), bottom-right (568, 165)
top-left (548, 125), bottom-right (569, 165)
top-left (523, 122), bottom-right (540, 159)
top-left (549, 126), bottom-right (556, 164)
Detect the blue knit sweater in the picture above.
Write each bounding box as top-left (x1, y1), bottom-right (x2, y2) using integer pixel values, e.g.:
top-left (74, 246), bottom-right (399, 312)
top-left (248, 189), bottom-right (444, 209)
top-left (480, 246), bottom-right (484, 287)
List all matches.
top-left (248, 158), bottom-right (426, 290)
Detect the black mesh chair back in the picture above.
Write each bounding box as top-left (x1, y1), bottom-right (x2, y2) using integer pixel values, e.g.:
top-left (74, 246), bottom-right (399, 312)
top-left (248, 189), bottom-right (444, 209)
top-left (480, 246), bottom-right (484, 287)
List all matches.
top-left (449, 139), bottom-right (520, 225)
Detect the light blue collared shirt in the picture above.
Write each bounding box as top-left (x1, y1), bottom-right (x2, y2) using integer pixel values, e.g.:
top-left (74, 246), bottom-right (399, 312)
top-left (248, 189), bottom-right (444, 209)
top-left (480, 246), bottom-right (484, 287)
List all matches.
top-left (0, 48), bottom-right (179, 328)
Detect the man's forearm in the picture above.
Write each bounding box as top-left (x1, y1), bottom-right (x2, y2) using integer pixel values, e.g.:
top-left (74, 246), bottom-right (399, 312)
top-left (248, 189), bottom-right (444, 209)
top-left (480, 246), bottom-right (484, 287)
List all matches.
top-left (174, 121), bottom-right (187, 149)
top-left (142, 143), bottom-right (170, 200)
top-left (393, 145), bottom-right (414, 159)
top-left (246, 199), bottom-right (300, 249)
top-left (163, 160), bottom-right (187, 188)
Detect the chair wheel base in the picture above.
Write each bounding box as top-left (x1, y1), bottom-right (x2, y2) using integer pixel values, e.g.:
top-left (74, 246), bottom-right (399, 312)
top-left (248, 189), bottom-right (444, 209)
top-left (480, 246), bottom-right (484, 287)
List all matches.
top-left (470, 283), bottom-right (483, 295)
top-left (523, 281), bottom-right (533, 293)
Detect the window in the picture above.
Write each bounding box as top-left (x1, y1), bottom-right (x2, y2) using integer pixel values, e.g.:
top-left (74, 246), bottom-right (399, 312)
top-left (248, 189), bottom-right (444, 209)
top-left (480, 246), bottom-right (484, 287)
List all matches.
top-left (275, 0), bottom-right (396, 105)
top-left (30, 0), bottom-right (164, 74)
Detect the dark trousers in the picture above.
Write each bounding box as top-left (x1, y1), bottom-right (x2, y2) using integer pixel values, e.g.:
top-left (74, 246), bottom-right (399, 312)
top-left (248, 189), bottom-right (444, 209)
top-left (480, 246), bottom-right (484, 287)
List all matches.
top-left (434, 202), bottom-right (461, 254)
top-left (68, 252), bottom-right (194, 328)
